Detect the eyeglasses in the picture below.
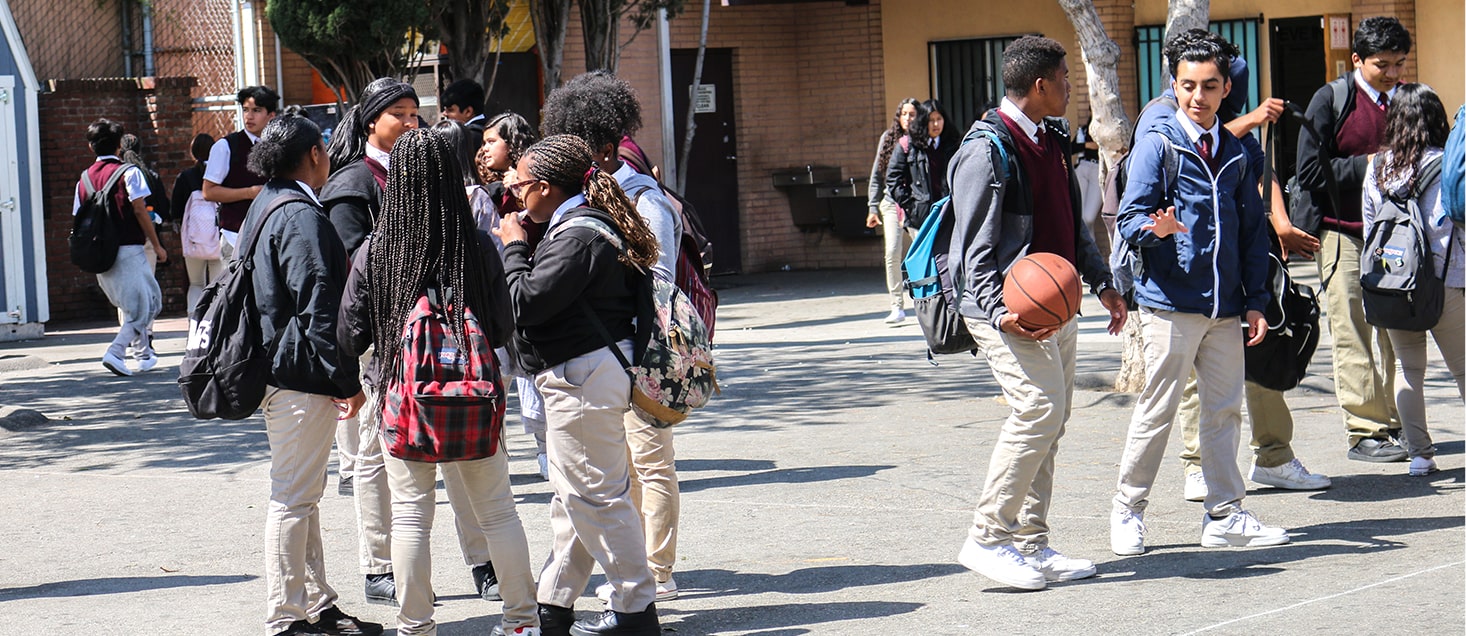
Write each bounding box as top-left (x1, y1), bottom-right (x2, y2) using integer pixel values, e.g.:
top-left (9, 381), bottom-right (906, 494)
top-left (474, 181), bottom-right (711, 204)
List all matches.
top-left (506, 178), bottom-right (538, 199)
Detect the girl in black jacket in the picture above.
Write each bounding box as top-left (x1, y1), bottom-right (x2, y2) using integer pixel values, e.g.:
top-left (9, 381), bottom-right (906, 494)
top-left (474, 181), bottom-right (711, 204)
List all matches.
top-left (885, 98), bottom-right (959, 230)
top-left (492, 134), bottom-right (664, 635)
top-left (320, 79), bottom-right (420, 257)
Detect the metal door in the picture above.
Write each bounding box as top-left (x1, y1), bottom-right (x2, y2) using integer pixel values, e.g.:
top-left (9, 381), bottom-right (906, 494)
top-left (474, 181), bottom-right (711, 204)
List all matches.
top-left (672, 48), bottom-right (740, 274)
top-left (1270, 17), bottom-right (1326, 185)
top-left (0, 75), bottom-right (23, 324)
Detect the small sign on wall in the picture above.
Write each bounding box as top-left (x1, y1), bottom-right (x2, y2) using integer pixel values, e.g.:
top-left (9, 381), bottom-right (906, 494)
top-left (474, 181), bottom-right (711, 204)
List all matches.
top-left (1329, 16), bottom-right (1350, 50)
top-left (693, 84), bottom-right (716, 114)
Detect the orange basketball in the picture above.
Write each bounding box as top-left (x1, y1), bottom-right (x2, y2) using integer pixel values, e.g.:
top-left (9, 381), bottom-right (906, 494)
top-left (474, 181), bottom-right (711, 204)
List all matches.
top-left (1002, 252), bottom-right (1082, 330)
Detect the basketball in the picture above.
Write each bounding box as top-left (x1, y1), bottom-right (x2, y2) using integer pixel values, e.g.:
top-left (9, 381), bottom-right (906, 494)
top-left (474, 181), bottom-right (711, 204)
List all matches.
top-left (1002, 253), bottom-right (1082, 330)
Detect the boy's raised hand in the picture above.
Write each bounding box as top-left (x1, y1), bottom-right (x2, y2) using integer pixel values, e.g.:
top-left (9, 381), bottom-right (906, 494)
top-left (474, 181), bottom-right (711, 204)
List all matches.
top-left (1143, 206), bottom-right (1188, 238)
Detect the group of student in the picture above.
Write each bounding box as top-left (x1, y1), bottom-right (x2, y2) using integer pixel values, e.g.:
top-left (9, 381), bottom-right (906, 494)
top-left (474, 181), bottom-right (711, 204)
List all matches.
top-left (930, 20), bottom-right (1463, 592)
top-left (77, 72), bottom-right (689, 636)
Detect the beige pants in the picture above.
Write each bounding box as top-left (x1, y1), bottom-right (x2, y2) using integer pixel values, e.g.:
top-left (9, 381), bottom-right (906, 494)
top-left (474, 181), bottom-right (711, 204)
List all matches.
top-left (624, 409), bottom-right (679, 582)
top-left (1115, 309), bottom-right (1248, 517)
top-left (535, 346), bottom-right (655, 614)
top-left (385, 450), bottom-right (538, 636)
top-left (184, 256), bottom-right (224, 315)
top-left (351, 390), bottom-right (392, 576)
top-left (1386, 287), bottom-right (1466, 459)
top-left (880, 197), bottom-right (912, 310)
top-left (1178, 378), bottom-right (1295, 471)
top-left (261, 387), bottom-right (341, 635)
top-left (963, 317), bottom-right (1078, 553)
top-left (1317, 229), bottom-right (1399, 444)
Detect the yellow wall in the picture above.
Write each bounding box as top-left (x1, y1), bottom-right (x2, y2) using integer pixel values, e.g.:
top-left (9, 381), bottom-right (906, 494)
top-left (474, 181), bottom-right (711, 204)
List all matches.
top-left (1416, 0), bottom-right (1464, 110)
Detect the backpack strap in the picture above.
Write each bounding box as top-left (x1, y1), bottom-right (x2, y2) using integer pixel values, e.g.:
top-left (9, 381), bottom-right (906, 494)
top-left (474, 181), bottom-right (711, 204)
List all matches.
top-left (237, 191), bottom-right (313, 269)
top-left (963, 126), bottom-right (1009, 182)
top-left (83, 161), bottom-right (130, 199)
top-left (1411, 156), bottom-right (1444, 200)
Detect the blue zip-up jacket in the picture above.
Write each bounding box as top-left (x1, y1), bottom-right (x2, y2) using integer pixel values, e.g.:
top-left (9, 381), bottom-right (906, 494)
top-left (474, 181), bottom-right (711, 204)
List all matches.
top-left (1117, 113), bottom-right (1270, 318)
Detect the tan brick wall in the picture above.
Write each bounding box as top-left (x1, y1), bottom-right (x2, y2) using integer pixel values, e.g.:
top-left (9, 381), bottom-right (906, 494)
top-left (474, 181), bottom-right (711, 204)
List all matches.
top-left (1352, 0), bottom-right (1419, 83)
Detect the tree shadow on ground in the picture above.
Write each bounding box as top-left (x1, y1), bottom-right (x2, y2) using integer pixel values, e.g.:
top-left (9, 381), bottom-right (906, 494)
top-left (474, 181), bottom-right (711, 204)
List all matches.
top-left (0, 574), bottom-right (256, 600)
top-left (432, 600), bottom-right (924, 636)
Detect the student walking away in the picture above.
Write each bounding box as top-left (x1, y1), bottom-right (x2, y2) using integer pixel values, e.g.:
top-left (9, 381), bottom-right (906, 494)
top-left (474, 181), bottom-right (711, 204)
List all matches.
top-left (1295, 17), bottom-right (1413, 462)
top-left (440, 78), bottom-right (487, 140)
top-left (867, 98), bottom-right (920, 325)
top-left (320, 77), bottom-right (420, 607)
top-left (948, 36), bottom-right (1127, 591)
top-left (886, 99), bottom-right (958, 235)
top-left (338, 128), bottom-right (539, 636)
top-left (492, 134), bottom-right (661, 635)
top-left (1112, 29), bottom-right (1286, 556)
top-left (1361, 83), bottom-right (1465, 477)
top-left (75, 119), bottom-right (168, 376)
top-left (239, 112), bottom-right (379, 636)
top-left (203, 85), bottom-right (279, 260)
top-left (174, 133), bottom-right (222, 313)
top-left (118, 134), bottom-right (172, 272)
top-left (540, 69), bottom-right (686, 604)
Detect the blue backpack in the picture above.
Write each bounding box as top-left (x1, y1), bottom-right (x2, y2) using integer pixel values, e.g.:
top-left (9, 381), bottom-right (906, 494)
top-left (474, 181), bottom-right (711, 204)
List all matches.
top-left (903, 127), bottom-right (1008, 360)
top-left (1442, 104), bottom-right (1464, 225)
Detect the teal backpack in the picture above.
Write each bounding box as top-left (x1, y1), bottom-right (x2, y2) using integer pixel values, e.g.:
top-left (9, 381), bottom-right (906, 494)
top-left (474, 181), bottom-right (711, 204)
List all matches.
top-left (1441, 104), bottom-right (1464, 225)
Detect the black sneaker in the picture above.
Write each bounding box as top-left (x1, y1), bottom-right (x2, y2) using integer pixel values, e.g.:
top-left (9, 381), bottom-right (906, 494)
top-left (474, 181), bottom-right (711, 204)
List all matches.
top-left (364, 572), bottom-right (397, 607)
top-left (472, 562), bottom-right (501, 601)
top-left (569, 602), bottom-right (659, 636)
top-left (338, 476), bottom-right (354, 497)
top-left (314, 606), bottom-right (383, 636)
top-left (276, 620), bottom-right (320, 635)
top-left (1348, 437), bottom-right (1409, 463)
top-left (539, 603), bottom-right (576, 636)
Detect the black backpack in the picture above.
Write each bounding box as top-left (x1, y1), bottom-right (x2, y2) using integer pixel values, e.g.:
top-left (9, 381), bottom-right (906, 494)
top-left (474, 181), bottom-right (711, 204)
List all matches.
top-left (70, 164), bottom-right (126, 274)
top-left (178, 193), bottom-right (309, 420)
top-left (1360, 157), bottom-right (1449, 331)
top-left (135, 163), bottom-right (172, 222)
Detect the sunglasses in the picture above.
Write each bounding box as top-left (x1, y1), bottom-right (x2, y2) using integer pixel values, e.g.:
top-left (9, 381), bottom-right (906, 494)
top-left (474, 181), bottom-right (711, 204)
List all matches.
top-left (507, 178), bottom-right (539, 199)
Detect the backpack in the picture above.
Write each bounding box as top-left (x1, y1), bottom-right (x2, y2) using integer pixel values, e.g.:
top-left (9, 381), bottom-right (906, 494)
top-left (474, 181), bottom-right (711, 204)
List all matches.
top-left (178, 192), bottom-right (310, 420)
top-left (70, 164), bottom-right (126, 274)
top-left (1442, 104), bottom-right (1465, 225)
top-left (1099, 96), bottom-right (1182, 306)
top-left (626, 182), bottom-right (720, 339)
top-left (559, 215), bottom-right (718, 428)
top-left (181, 190), bottom-right (223, 260)
top-left (902, 126), bottom-right (1007, 360)
top-left (134, 164), bottom-right (172, 223)
top-left (1360, 157), bottom-right (1449, 331)
top-left (1244, 249), bottom-right (1321, 391)
top-left (380, 289), bottom-right (505, 463)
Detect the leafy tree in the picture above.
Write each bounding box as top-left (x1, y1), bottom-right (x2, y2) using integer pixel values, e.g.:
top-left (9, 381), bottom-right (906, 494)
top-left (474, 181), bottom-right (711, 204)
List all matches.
top-left (266, 0), bottom-right (434, 104)
top-left (580, 0), bottom-right (686, 72)
top-left (430, 0), bottom-right (513, 94)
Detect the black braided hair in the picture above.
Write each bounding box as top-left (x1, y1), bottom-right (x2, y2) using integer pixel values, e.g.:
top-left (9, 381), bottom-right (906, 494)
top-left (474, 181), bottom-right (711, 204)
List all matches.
top-left (365, 128), bottom-right (499, 413)
top-left (523, 134), bottom-right (658, 270)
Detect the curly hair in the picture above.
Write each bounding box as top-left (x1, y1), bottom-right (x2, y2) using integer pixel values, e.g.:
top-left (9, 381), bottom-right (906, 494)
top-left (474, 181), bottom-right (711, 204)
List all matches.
top-left (1003, 36), bottom-right (1067, 97)
top-left (1353, 16), bottom-right (1411, 58)
top-left (1164, 28), bottom-right (1238, 81)
top-left (476, 111), bottom-right (537, 185)
top-left (539, 70), bottom-right (642, 153)
top-left (523, 134), bottom-right (658, 270)
top-left (1375, 83), bottom-right (1449, 195)
top-left (876, 98), bottom-right (919, 186)
top-left (247, 113), bottom-right (322, 179)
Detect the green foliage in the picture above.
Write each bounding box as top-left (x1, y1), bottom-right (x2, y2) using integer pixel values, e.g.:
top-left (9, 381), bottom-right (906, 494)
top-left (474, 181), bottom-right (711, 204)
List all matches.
top-left (267, 0), bottom-right (434, 102)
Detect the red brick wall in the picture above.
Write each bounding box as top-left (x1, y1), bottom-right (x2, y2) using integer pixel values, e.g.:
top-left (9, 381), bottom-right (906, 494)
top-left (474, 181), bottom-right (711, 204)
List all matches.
top-left (40, 77), bottom-right (197, 323)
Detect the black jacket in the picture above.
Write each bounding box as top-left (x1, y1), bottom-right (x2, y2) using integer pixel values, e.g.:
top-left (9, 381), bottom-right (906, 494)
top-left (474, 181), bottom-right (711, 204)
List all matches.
top-left (240, 180), bottom-right (360, 399)
top-left (1295, 76), bottom-right (1367, 223)
top-left (337, 232), bottom-right (515, 389)
top-left (502, 207), bottom-right (641, 374)
top-left (885, 137), bottom-right (956, 228)
top-left (320, 160), bottom-right (381, 258)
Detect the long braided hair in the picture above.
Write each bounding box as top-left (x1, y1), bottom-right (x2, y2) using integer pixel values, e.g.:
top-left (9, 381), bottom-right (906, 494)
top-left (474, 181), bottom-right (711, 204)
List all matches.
top-left (876, 98), bottom-right (918, 181)
top-left (365, 128), bottom-right (498, 406)
top-left (523, 134), bottom-right (658, 270)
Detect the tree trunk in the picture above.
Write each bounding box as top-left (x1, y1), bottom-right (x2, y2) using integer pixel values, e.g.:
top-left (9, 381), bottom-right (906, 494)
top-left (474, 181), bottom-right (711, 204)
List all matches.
top-left (529, 0), bottom-right (573, 97)
top-left (674, 0), bottom-right (710, 195)
top-left (437, 1), bottom-right (490, 89)
top-left (1165, 0), bottom-right (1211, 46)
top-left (580, 0), bottom-right (621, 72)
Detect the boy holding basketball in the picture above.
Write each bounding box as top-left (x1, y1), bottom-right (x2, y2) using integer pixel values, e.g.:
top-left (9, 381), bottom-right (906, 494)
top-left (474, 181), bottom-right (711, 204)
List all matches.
top-left (947, 35), bottom-right (1128, 591)
top-left (1110, 29), bottom-right (1285, 555)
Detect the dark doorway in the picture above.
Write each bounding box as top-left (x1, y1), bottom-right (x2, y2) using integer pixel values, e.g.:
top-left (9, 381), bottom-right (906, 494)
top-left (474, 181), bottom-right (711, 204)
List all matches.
top-left (485, 52), bottom-right (542, 130)
top-left (672, 48), bottom-right (741, 274)
top-left (1270, 16), bottom-right (1326, 184)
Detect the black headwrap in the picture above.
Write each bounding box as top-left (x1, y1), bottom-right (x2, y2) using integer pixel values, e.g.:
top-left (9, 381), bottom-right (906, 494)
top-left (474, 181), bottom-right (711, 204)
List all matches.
top-left (328, 79), bottom-right (419, 174)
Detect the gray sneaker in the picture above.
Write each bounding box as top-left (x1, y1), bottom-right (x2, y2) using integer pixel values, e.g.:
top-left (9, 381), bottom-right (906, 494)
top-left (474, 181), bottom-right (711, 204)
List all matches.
top-left (1348, 438), bottom-right (1408, 463)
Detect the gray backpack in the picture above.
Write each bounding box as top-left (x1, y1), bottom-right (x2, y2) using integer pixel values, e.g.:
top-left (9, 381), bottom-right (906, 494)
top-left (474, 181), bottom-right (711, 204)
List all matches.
top-left (1360, 157), bottom-right (1449, 331)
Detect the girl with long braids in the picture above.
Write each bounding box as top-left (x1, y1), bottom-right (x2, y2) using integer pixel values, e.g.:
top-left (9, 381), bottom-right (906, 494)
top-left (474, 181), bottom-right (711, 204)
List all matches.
top-left (867, 98), bottom-right (919, 324)
top-left (492, 134), bottom-right (661, 636)
top-left (338, 128), bottom-right (538, 636)
top-left (1361, 83), bottom-right (1465, 477)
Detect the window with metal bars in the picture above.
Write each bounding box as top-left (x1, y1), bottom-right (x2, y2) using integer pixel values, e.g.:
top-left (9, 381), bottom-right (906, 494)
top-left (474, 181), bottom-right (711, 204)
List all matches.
top-left (1135, 19), bottom-right (1261, 115)
top-left (928, 35), bottom-right (1027, 134)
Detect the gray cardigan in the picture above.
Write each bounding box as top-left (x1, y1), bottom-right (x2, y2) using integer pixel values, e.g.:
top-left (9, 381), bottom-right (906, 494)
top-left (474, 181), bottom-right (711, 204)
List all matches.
top-left (867, 130), bottom-right (899, 212)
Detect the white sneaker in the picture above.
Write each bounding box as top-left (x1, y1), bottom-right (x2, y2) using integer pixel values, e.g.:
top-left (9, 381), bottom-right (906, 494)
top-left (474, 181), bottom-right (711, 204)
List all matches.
top-left (1184, 470), bottom-right (1208, 502)
top-left (596, 578), bottom-right (678, 603)
top-left (1250, 459), bottom-right (1331, 490)
top-left (492, 625), bottom-right (542, 636)
top-left (102, 352), bottom-right (132, 377)
top-left (537, 453), bottom-right (549, 480)
top-left (883, 307), bottom-right (906, 325)
top-left (135, 354), bottom-right (159, 373)
top-left (1110, 505), bottom-right (1146, 556)
top-left (1408, 456), bottom-right (1438, 476)
top-left (1022, 547), bottom-right (1096, 582)
top-left (1200, 510), bottom-right (1290, 548)
top-left (957, 538), bottom-right (1045, 590)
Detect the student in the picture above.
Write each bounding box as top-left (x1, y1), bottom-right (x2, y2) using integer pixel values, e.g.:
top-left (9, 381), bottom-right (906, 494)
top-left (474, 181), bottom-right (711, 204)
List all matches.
top-left (886, 99), bottom-right (958, 234)
top-left (866, 98), bottom-right (920, 325)
top-left (441, 78), bottom-right (487, 139)
top-left (540, 70), bottom-right (685, 604)
top-left (319, 77), bottom-right (419, 607)
top-left (239, 112), bottom-right (379, 636)
top-left (1294, 17), bottom-right (1412, 463)
top-left (493, 134), bottom-right (661, 635)
top-left (948, 36), bottom-right (1127, 591)
top-left (203, 85), bottom-right (278, 260)
top-left (1111, 29), bottom-right (1285, 555)
top-left (338, 128), bottom-right (539, 636)
top-left (1361, 83), bottom-right (1465, 477)
top-left (173, 133), bottom-right (221, 313)
top-left (75, 119), bottom-right (168, 376)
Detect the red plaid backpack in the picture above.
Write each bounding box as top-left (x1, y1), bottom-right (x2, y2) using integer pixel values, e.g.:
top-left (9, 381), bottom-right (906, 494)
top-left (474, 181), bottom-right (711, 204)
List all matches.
top-left (381, 289), bottom-right (504, 463)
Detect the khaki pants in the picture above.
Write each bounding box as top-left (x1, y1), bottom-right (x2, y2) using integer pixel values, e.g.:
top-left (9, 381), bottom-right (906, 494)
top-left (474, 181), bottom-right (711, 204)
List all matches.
top-left (1178, 378), bottom-right (1295, 471)
top-left (351, 389), bottom-right (392, 576)
top-left (184, 256), bottom-right (224, 315)
top-left (963, 317), bottom-right (1078, 554)
top-left (1115, 309), bottom-right (1248, 517)
top-left (385, 451), bottom-right (538, 636)
top-left (534, 346), bottom-right (655, 614)
top-left (1387, 287), bottom-right (1466, 459)
top-left (1317, 229), bottom-right (1399, 444)
top-left (624, 409), bottom-right (679, 582)
top-left (880, 197), bottom-right (912, 310)
top-left (261, 387), bottom-right (341, 635)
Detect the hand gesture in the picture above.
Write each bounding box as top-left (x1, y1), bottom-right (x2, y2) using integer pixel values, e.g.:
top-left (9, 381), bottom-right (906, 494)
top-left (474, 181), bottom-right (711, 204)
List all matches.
top-left (493, 211), bottom-right (528, 245)
top-left (1143, 206), bottom-right (1188, 238)
top-left (1099, 288), bottom-right (1128, 335)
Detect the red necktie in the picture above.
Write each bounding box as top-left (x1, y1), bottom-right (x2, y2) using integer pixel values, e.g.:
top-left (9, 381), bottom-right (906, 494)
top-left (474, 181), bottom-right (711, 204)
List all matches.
top-left (1197, 132), bottom-right (1214, 169)
top-left (1378, 92), bottom-right (1390, 111)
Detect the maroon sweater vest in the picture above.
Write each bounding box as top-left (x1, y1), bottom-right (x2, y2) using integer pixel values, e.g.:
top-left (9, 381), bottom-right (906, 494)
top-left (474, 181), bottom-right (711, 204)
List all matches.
top-left (76, 159), bottom-right (144, 246)
top-left (218, 131), bottom-right (268, 232)
top-left (1325, 85), bottom-right (1387, 236)
top-left (999, 112), bottom-right (1076, 265)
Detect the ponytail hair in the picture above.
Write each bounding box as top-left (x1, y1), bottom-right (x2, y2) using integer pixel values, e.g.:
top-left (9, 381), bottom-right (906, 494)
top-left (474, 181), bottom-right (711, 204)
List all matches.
top-left (522, 134), bottom-right (659, 270)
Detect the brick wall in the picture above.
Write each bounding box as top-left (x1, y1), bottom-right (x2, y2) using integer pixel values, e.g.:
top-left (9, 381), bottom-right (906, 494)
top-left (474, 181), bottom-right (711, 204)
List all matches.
top-left (1352, 0), bottom-right (1419, 83)
top-left (40, 77), bottom-right (197, 323)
